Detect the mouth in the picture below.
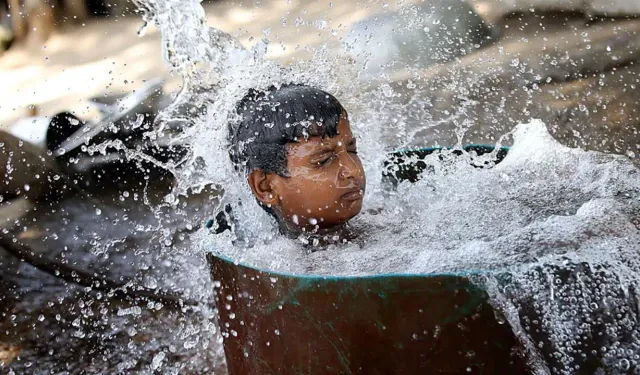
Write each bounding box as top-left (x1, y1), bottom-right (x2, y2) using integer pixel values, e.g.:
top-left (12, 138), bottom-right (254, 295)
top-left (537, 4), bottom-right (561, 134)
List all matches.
top-left (341, 188), bottom-right (364, 201)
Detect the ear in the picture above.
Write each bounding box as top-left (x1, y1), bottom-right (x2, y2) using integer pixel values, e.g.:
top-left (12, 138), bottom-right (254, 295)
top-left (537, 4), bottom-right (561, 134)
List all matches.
top-left (247, 170), bottom-right (279, 207)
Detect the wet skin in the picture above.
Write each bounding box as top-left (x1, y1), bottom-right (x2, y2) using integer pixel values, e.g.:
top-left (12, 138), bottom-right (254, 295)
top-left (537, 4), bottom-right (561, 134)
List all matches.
top-left (248, 115), bottom-right (366, 234)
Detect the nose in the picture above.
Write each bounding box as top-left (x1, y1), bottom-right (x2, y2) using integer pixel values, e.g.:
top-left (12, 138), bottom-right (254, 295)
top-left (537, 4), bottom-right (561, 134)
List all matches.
top-left (338, 152), bottom-right (361, 181)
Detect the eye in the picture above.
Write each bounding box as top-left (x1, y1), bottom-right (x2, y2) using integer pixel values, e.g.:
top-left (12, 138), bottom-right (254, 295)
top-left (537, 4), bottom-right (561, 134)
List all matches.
top-left (316, 153), bottom-right (336, 167)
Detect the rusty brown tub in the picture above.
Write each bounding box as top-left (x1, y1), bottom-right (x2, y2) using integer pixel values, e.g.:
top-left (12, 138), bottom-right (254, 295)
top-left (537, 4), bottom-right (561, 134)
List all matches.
top-left (207, 254), bottom-right (530, 375)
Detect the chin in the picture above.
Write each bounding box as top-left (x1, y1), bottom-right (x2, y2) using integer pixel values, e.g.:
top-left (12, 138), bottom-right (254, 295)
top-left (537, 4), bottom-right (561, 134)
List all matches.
top-left (344, 204), bottom-right (363, 221)
top-left (323, 211), bottom-right (361, 229)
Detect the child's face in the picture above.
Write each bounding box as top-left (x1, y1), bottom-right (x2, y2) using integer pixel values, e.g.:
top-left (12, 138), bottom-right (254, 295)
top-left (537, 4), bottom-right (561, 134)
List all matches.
top-left (263, 117), bottom-right (366, 231)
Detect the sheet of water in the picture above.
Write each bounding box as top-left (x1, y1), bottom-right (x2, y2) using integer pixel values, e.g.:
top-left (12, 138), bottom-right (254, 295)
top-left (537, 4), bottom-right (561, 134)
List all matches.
top-left (131, 1), bottom-right (640, 373)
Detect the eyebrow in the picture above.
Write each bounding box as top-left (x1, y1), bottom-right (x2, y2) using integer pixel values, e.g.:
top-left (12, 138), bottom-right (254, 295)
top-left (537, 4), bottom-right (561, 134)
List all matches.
top-left (307, 134), bottom-right (355, 157)
top-left (310, 146), bottom-right (334, 156)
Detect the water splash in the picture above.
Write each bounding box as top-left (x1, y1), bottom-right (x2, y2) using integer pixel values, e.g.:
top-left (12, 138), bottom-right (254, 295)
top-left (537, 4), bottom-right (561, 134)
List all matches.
top-left (118, 1), bottom-right (640, 373)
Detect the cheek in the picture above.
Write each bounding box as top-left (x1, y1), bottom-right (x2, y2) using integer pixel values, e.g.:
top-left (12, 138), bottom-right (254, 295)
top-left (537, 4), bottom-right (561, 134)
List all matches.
top-left (354, 157), bottom-right (366, 180)
top-left (291, 166), bottom-right (341, 190)
top-left (280, 171), bottom-right (341, 209)
top-left (311, 166), bottom-right (341, 186)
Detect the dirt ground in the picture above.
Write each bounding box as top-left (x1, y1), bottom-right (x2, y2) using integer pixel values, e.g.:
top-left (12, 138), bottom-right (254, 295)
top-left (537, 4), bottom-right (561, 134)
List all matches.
top-left (0, 0), bottom-right (430, 130)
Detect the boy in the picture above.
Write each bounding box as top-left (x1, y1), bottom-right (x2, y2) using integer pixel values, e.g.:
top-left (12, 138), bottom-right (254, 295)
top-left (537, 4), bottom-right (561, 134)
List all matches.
top-left (225, 84), bottom-right (366, 242)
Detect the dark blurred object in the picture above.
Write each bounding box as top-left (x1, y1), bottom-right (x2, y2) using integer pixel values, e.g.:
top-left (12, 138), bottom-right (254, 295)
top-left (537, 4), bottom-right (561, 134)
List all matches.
top-left (60, 0), bottom-right (89, 21)
top-left (86, 0), bottom-right (111, 17)
top-left (49, 79), bottom-right (187, 187)
top-left (6, 79), bottom-right (186, 192)
top-left (8, 0), bottom-right (56, 43)
top-left (383, 145), bottom-right (509, 186)
top-left (5, 0), bottom-right (25, 42)
top-left (0, 130), bottom-right (59, 202)
top-left (2, 0), bottom-right (77, 46)
top-left (54, 78), bottom-right (166, 156)
top-left (0, 1), bottom-right (13, 52)
top-left (46, 111), bottom-right (84, 152)
top-left (345, 0), bottom-right (495, 80)
top-left (0, 0), bottom-right (138, 51)
top-left (478, 0), bottom-right (640, 19)
top-left (88, 0), bottom-right (137, 17)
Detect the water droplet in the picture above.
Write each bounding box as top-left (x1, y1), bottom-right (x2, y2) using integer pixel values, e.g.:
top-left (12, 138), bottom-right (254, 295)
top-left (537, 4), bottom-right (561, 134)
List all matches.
top-left (151, 352), bottom-right (166, 370)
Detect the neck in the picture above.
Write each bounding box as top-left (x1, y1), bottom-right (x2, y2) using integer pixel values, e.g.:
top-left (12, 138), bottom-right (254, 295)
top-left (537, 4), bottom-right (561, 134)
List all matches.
top-left (277, 219), bottom-right (355, 248)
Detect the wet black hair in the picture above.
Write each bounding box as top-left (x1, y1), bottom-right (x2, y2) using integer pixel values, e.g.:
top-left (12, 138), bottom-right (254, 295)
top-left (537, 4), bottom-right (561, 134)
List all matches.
top-left (229, 84), bottom-right (346, 177)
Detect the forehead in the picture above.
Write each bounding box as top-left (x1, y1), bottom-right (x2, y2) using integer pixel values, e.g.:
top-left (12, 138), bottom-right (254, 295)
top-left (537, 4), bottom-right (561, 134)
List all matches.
top-left (288, 118), bottom-right (353, 154)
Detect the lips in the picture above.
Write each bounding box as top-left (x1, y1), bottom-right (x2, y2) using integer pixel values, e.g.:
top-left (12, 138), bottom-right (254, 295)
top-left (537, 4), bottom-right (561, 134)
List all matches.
top-left (341, 189), bottom-right (363, 201)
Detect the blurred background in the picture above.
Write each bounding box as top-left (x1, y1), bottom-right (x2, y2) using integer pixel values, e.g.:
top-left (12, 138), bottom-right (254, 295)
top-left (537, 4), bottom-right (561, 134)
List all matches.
top-left (1, 0), bottom-right (639, 141)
